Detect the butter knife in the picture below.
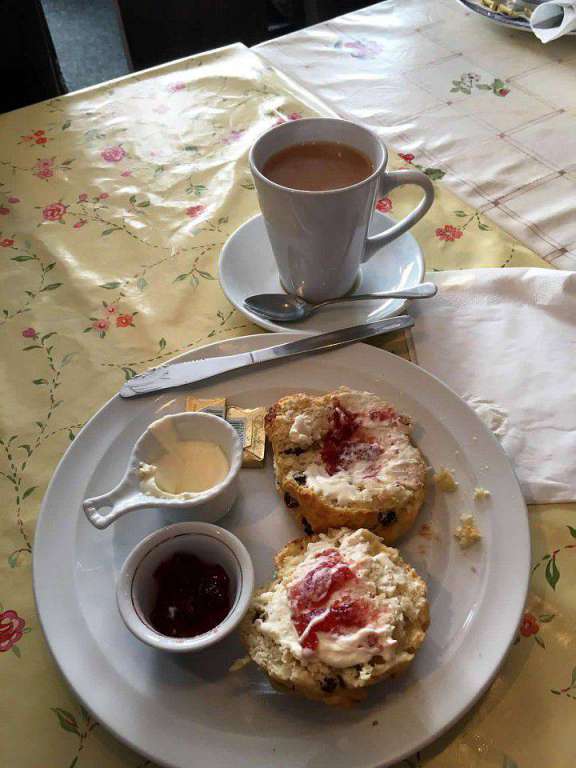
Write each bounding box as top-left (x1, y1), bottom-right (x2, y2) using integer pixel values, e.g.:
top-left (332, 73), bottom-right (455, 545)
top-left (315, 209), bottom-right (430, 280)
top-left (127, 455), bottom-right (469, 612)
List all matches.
top-left (119, 314), bottom-right (414, 398)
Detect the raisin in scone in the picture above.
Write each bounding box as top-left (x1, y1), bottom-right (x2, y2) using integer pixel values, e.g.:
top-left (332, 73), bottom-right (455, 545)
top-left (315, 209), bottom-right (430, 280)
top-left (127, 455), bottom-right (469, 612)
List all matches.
top-left (240, 528), bottom-right (429, 706)
top-left (265, 387), bottom-right (427, 543)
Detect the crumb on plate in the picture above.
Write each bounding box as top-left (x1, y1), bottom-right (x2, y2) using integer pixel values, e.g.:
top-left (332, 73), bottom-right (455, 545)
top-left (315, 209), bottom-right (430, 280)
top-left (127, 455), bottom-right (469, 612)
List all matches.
top-left (229, 655), bottom-right (252, 673)
top-left (434, 467), bottom-right (458, 492)
top-left (474, 486), bottom-right (491, 501)
top-left (454, 514), bottom-right (482, 549)
top-left (418, 522), bottom-right (439, 541)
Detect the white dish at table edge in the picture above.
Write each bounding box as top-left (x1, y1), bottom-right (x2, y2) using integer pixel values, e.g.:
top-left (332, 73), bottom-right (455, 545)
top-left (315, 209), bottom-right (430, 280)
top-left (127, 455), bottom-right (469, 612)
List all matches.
top-left (454, 0), bottom-right (576, 33)
top-left (219, 212), bottom-right (424, 334)
top-left (33, 332), bottom-right (529, 768)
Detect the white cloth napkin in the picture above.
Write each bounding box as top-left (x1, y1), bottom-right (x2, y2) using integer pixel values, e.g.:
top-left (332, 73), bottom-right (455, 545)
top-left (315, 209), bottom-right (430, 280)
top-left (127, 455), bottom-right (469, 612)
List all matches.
top-left (410, 269), bottom-right (576, 504)
top-left (530, 1), bottom-right (576, 42)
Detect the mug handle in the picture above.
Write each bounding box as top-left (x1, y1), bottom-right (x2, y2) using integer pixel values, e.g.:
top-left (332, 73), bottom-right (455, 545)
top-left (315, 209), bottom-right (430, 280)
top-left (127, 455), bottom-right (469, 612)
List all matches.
top-left (362, 169), bottom-right (435, 263)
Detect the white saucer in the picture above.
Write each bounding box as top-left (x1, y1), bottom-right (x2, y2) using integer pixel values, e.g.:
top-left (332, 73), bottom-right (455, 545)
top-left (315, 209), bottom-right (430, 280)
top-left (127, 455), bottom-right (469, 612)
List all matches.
top-left (219, 213), bottom-right (425, 334)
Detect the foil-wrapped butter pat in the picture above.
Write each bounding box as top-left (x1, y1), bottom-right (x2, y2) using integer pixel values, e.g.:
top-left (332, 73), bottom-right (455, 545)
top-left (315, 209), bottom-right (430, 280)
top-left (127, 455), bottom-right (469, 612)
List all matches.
top-left (226, 406), bottom-right (266, 468)
top-left (185, 396), bottom-right (227, 420)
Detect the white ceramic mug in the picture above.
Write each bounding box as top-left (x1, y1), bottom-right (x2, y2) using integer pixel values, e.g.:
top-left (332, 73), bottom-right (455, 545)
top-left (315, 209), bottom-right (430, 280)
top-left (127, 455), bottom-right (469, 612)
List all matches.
top-left (249, 117), bottom-right (434, 303)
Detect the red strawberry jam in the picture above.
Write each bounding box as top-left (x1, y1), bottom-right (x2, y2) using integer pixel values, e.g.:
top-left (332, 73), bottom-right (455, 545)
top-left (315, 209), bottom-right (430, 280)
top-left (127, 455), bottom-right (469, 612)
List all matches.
top-left (288, 548), bottom-right (369, 651)
top-left (369, 406), bottom-right (396, 422)
top-left (149, 552), bottom-right (231, 638)
top-left (321, 400), bottom-right (386, 475)
top-left (321, 401), bottom-right (360, 475)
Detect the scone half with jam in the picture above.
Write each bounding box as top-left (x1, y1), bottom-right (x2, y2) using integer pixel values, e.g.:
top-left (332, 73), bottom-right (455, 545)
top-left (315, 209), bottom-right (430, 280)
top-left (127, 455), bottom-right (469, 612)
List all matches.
top-left (265, 387), bottom-right (427, 543)
top-left (240, 528), bottom-right (429, 706)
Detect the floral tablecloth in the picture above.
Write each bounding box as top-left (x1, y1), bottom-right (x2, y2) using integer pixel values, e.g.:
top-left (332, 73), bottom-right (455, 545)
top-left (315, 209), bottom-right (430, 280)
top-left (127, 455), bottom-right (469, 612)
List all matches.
top-left (257, 0), bottom-right (576, 271)
top-left (0, 41), bottom-right (574, 768)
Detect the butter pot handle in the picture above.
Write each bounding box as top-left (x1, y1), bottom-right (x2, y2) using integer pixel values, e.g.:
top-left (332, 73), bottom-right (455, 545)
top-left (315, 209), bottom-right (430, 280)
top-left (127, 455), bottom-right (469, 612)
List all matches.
top-left (83, 484), bottom-right (155, 529)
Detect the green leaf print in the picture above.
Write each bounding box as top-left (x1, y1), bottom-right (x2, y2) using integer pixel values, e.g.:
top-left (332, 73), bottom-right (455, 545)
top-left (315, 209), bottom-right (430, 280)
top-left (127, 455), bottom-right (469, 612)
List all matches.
top-left (545, 557), bottom-right (560, 590)
top-left (99, 281), bottom-right (122, 289)
top-left (423, 168), bottom-right (445, 181)
top-left (51, 708), bottom-right (80, 736)
top-left (568, 525), bottom-right (576, 538)
top-left (23, 486), bottom-right (37, 499)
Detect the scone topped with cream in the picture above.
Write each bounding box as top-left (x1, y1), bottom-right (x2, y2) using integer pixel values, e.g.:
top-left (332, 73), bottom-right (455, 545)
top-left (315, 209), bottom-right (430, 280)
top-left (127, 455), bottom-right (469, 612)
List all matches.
top-left (240, 528), bottom-right (429, 706)
top-left (265, 388), bottom-right (427, 543)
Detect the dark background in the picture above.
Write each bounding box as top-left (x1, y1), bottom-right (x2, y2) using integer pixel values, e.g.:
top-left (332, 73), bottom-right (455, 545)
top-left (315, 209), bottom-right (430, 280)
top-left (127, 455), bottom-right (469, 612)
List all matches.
top-left (1, 0), bottom-right (377, 113)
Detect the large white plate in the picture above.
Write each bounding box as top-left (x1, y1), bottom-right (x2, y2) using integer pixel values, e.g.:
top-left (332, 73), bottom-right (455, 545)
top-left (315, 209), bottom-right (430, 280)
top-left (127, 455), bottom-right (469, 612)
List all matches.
top-left (219, 213), bottom-right (424, 334)
top-left (33, 334), bottom-right (529, 768)
top-left (455, 0), bottom-right (576, 34)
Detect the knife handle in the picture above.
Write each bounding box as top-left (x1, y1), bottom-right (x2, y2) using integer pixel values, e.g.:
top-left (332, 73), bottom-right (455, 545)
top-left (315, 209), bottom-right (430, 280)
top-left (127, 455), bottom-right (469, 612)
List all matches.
top-left (251, 314), bottom-right (414, 364)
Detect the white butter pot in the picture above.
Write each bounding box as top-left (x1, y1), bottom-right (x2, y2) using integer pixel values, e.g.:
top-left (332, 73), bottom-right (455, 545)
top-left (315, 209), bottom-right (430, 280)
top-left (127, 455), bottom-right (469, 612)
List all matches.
top-left (83, 412), bottom-right (242, 529)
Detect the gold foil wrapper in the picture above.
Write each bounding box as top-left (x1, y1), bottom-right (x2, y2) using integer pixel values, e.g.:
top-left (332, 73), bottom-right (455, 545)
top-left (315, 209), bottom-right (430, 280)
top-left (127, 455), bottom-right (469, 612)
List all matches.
top-left (226, 406), bottom-right (266, 468)
top-left (185, 396), bottom-right (227, 419)
top-left (480, 0), bottom-right (533, 18)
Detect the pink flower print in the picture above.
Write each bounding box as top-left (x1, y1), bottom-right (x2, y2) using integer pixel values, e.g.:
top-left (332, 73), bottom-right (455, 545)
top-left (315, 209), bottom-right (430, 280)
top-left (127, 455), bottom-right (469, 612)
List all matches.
top-left (168, 82), bottom-right (186, 93)
top-left (376, 197), bottom-right (392, 213)
top-left (105, 305), bottom-right (117, 314)
top-left (435, 224), bottom-right (463, 242)
top-left (21, 129), bottom-right (49, 146)
top-left (520, 612), bottom-right (539, 637)
top-left (222, 129), bottom-right (245, 145)
top-left (42, 202), bottom-right (67, 222)
top-left (399, 153), bottom-right (415, 164)
top-left (341, 39), bottom-right (383, 60)
top-left (22, 327), bottom-right (37, 339)
top-left (497, 88), bottom-right (510, 97)
top-left (275, 112), bottom-right (302, 126)
top-left (116, 313), bottom-right (134, 328)
top-left (0, 238), bottom-right (15, 247)
top-left (0, 207), bottom-right (10, 215)
top-left (78, 193), bottom-right (89, 202)
top-left (7, 196), bottom-right (20, 204)
top-left (73, 220), bottom-right (87, 229)
top-left (92, 318), bottom-right (110, 332)
top-left (33, 158), bottom-right (55, 180)
top-left (121, 170), bottom-right (132, 177)
top-left (101, 146), bottom-right (126, 163)
top-left (0, 610), bottom-right (26, 653)
top-left (99, 193), bottom-right (109, 200)
top-left (186, 204), bottom-right (206, 218)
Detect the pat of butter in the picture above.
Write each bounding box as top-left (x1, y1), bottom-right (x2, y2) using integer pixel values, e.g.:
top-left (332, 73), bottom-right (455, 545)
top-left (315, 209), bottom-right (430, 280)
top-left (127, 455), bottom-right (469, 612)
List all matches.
top-left (139, 439), bottom-right (229, 499)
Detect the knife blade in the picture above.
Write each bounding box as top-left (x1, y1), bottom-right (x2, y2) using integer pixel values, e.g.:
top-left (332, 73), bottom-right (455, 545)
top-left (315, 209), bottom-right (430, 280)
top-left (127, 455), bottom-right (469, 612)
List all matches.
top-left (119, 314), bottom-right (414, 398)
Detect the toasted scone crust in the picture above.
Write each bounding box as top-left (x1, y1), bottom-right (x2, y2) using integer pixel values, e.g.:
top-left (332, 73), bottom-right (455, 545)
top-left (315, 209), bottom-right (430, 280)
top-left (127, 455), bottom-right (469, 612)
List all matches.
top-left (240, 528), bottom-right (430, 706)
top-left (265, 389), bottom-right (427, 543)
